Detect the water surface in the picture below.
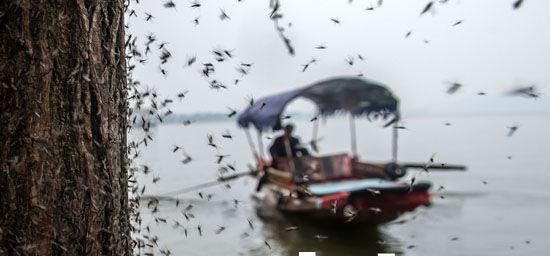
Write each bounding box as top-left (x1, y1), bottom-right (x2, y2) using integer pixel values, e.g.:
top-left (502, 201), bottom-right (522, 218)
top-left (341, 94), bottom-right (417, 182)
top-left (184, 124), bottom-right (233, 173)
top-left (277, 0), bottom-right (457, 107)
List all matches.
top-left (133, 114), bottom-right (550, 255)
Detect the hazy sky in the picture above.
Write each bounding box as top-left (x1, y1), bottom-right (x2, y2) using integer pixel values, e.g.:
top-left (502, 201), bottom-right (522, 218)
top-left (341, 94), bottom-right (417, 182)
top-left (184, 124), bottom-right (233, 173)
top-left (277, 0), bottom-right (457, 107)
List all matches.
top-left (128, 0), bottom-right (550, 116)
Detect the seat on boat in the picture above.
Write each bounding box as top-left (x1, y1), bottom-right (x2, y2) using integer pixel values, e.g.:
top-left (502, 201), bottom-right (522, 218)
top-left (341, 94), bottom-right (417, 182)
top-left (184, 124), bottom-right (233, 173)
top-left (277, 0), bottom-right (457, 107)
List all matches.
top-left (273, 153), bottom-right (353, 183)
top-left (352, 161), bottom-right (391, 180)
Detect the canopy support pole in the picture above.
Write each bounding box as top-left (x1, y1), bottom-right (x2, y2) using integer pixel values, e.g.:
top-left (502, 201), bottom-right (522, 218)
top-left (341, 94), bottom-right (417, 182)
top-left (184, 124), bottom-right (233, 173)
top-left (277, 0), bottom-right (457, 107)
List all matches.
top-left (244, 129), bottom-right (259, 161)
top-left (257, 131), bottom-right (265, 159)
top-left (349, 114), bottom-right (357, 157)
top-left (311, 113), bottom-right (319, 152)
top-left (392, 122), bottom-right (399, 162)
top-left (312, 117), bottom-right (319, 141)
top-left (283, 137), bottom-right (296, 172)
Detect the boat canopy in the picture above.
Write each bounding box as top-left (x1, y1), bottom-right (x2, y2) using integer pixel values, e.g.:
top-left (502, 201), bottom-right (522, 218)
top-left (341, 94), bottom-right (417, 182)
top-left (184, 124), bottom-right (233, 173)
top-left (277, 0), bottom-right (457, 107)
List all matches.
top-left (237, 77), bottom-right (400, 131)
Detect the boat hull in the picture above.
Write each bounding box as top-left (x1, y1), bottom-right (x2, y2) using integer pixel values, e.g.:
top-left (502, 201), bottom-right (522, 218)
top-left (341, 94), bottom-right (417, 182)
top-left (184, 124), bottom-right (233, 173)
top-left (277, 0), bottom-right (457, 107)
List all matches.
top-left (256, 181), bottom-right (431, 225)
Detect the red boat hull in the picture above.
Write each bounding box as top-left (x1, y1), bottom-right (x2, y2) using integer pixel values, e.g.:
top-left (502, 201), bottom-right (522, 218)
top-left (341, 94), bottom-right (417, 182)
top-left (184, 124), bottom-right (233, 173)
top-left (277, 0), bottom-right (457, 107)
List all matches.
top-left (259, 183), bottom-right (431, 225)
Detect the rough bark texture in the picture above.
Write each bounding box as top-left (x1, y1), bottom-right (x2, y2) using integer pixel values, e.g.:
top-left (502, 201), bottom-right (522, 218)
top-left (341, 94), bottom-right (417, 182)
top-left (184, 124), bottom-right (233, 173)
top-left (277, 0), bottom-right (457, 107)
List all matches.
top-left (0, 0), bottom-right (130, 255)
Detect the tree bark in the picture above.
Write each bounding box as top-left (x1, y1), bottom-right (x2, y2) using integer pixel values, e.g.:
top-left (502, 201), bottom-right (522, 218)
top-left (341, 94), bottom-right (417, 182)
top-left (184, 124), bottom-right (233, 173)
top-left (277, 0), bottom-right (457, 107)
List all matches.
top-left (0, 0), bottom-right (130, 255)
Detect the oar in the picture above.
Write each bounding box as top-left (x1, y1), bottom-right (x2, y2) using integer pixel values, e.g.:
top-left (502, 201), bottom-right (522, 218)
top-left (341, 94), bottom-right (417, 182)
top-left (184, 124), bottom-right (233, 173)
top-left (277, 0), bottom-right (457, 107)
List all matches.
top-left (141, 170), bottom-right (257, 201)
top-left (401, 162), bottom-right (467, 171)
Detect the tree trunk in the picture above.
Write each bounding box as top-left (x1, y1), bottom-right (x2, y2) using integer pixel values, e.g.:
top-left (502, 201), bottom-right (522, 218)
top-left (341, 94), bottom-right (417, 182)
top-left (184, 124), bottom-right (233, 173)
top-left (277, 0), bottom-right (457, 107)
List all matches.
top-left (0, 0), bottom-right (130, 255)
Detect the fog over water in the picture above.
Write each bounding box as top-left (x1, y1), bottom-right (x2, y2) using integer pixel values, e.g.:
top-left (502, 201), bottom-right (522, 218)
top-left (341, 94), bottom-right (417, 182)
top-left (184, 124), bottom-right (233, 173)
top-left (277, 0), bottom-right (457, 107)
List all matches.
top-left (128, 0), bottom-right (550, 116)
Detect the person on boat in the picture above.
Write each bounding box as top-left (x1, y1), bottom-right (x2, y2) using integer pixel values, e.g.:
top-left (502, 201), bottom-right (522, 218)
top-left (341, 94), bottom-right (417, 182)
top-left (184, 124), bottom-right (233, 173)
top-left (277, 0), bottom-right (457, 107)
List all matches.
top-left (269, 124), bottom-right (310, 166)
top-left (255, 124), bottom-right (310, 192)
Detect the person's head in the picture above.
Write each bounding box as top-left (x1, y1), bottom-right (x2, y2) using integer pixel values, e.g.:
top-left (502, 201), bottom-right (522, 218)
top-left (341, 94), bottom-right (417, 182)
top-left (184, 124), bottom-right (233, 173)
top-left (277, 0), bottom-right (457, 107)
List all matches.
top-left (283, 124), bottom-right (294, 137)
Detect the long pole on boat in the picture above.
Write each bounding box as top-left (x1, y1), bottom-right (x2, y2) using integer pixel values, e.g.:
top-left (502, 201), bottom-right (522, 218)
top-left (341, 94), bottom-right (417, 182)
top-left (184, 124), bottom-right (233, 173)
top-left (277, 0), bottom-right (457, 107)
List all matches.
top-left (349, 114), bottom-right (357, 157)
top-left (392, 122), bottom-right (399, 162)
top-left (145, 170), bottom-right (257, 198)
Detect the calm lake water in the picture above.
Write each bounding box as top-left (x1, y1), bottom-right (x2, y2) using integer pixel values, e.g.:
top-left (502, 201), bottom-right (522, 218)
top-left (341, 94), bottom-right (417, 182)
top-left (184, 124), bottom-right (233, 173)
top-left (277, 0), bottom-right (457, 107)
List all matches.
top-left (132, 114), bottom-right (550, 256)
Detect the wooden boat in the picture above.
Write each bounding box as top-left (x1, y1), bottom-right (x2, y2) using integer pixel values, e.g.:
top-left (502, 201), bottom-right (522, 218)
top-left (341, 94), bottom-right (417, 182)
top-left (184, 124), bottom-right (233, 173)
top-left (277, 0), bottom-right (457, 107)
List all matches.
top-left (237, 77), bottom-right (466, 224)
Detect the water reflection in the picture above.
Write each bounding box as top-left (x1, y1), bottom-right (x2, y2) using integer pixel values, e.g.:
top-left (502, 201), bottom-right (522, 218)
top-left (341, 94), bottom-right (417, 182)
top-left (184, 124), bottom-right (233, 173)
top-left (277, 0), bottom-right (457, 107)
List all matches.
top-left (252, 207), bottom-right (404, 256)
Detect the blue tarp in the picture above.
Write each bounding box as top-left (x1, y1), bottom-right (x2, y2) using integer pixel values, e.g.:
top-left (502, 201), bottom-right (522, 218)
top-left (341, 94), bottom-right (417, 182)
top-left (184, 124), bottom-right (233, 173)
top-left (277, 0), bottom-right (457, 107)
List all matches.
top-left (237, 76), bottom-right (399, 131)
top-left (237, 88), bottom-right (303, 131)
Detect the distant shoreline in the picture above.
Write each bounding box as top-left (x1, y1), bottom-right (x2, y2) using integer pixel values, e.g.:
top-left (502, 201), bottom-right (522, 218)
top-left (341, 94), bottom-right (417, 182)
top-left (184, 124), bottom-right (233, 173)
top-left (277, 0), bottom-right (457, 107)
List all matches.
top-left (140, 110), bottom-right (550, 126)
